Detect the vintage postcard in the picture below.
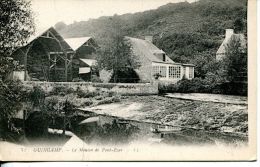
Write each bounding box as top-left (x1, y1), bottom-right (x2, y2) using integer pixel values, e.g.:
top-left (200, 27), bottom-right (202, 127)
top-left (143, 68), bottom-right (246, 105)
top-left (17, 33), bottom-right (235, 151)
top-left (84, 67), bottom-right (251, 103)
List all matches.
top-left (0, 0), bottom-right (257, 161)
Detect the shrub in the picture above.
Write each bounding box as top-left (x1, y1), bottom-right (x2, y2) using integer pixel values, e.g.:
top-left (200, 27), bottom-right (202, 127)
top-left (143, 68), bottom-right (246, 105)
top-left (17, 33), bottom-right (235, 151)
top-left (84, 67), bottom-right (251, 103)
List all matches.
top-left (82, 98), bottom-right (94, 106)
top-left (91, 75), bottom-right (102, 83)
top-left (72, 78), bottom-right (84, 82)
top-left (0, 80), bottom-right (25, 139)
top-left (76, 86), bottom-right (99, 98)
top-left (27, 86), bottom-right (46, 107)
top-left (97, 95), bottom-right (121, 105)
top-left (95, 119), bottom-right (140, 144)
top-left (49, 85), bottom-right (74, 96)
top-left (159, 76), bottom-right (247, 96)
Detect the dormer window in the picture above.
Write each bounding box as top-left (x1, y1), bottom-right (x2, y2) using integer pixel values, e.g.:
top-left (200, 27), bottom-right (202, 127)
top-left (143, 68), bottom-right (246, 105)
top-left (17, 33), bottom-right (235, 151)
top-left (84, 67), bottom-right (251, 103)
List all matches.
top-left (153, 49), bottom-right (166, 61)
top-left (163, 53), bottom-right (166, 61)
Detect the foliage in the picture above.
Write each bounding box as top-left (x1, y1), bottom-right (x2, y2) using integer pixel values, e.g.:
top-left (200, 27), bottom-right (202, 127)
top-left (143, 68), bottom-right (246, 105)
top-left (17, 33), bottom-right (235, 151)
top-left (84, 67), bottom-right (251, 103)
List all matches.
top-left (95, 119), bottom-right (139, 144)
top-left (0, 0), bottom-right (35, 55)
top-left (97, 35), bottom-right (140, 83)
top-left (91, 75), bottom-right (102, 83)
top-left (96, 95), bottom-right (121, 105)
top-left (0, 0), bottom-right (35, 79)
top-left (75, 86), bottom-right (99, 98)
top-left (0, 57), bottom-right (22, 80)
top-left (58, 0), bottom-right (247, 79)
top-left (0, 80), bottom-right (26, 138)
top-left (0, 0), bottom-right (34, 137)
top-left (27, 86), bottom-right (45, 107)
top-left (49, 85), bottom-right (74, 96)
top-left (222, 36), bottom-right (247, 83)
top-left (159, 75), bottom-right (247, 95)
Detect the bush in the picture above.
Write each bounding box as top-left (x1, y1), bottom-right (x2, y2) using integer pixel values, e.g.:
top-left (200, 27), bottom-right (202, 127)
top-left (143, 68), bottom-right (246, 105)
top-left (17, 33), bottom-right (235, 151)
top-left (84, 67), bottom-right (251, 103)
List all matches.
top-left (27, 86), bottom-right (46, 107)
top-left (159, 77), bottom-right (247, 96)
top-left (49, 85), bottom-right (74, 96)
top-left (95, 119), bottom-right (139, 144)
top-left (0, 80), bottom-right (27, 140)
top-left (76, 86), bottom-right (100, 98)
top-left (91, 75), bottom-right (102, 83)
top-left (72, 78), bottom-right (84, 82)
top-left (159, 78), bottom-right (206, 93)
top-left (97, 95), bottom-right (121, 105)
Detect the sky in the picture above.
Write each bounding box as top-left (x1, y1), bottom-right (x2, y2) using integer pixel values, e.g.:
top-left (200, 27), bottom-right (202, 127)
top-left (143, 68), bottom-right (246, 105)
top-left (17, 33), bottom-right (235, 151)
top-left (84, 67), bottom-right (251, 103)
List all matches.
top-left (31, 0), bottom-right (196, 31)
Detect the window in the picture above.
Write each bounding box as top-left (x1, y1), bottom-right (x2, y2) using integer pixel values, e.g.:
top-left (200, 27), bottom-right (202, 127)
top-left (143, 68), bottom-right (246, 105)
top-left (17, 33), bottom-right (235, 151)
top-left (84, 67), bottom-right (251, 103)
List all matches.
top-left (152, 66), bottom-right (166, 78)
top-left (169, 66), bottom-right (181, 79)
top-left (160, 66), bottom-right (166, 78)
top-left (189, 67), bottom-right (194, 78)
top-left (152, 66), bottom-right (160, 76)
top-left (163, 54), bottom-right (166, 62)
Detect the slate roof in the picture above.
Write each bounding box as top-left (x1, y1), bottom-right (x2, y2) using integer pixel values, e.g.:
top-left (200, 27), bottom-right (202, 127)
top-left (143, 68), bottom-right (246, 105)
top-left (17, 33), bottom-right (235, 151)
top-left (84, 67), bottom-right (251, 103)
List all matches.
top-left (125, 36), bottom-right (175, 64)
top-left (64, 37), bottom-right (92, 51)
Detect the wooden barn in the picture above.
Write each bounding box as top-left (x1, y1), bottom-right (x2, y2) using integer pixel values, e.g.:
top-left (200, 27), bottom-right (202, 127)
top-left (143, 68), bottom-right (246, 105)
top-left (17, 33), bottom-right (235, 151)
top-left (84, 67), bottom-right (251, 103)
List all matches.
top-left (12, 27), bottom-right (74, 82)
top-left (64, 37), bottom-right (99, 81)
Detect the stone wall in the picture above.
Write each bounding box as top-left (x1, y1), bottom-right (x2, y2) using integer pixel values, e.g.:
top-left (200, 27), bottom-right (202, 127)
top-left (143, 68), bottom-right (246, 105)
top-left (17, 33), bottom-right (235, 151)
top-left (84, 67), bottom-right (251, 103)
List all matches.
top-left (23, 81), bottom-right (159, 95)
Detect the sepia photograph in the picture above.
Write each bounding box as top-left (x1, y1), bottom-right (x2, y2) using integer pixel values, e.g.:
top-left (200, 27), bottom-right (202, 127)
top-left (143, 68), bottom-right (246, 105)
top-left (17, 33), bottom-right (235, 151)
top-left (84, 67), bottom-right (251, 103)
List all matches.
top-left (0, 0), bottom-right (256, 161)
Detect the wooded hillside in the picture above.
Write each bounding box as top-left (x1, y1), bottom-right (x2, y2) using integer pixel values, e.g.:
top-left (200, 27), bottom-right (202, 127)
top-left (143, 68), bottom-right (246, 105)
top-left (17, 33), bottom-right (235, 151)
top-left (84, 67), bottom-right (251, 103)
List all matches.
top-left (58, 0), bottom-right (247, 78)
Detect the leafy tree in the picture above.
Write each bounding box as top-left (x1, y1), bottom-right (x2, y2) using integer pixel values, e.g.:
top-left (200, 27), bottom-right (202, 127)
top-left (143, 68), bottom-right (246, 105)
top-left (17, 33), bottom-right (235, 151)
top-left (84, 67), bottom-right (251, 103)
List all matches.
top-left (0, 0), bottom-right (35, 79)
top-left (97, 16), bottom-right (140, 83)
top-left (222, 36), bottom-right (247, 83)
top-left (97, 36), bottom-right (140, 82)
top-left (0, 80), bottom-right (26, 139)
top-left (95, 119), bottom-right (139, 144)
top-left (0, 0), bottom-right (35, 140)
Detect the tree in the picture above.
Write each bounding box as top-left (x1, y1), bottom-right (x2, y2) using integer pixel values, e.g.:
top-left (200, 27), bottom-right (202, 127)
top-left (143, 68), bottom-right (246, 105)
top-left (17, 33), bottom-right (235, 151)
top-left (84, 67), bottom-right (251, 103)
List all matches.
top-left (222, 36), bottom-right (247, 83)
top-left (0, 80), bottom-right (26, 139)
top-left (0, 0), bottom-right (35, 79)
top-left (0, 0), bottom-right (35, 140)
top-left (97, 16), bottom-right (140, 83)
top-left (97, 36), bottom-right (140, 82)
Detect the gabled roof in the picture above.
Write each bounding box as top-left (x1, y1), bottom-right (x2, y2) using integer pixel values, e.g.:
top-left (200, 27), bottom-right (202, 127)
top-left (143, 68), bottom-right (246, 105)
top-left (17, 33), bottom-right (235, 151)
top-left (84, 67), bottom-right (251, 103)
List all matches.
top-left (217, 34), bottom-right (246, 55)
top-left (125, 36), bottom-right (175, 64)
top-left (64, 37), bottom-right (92, 51)
top-left (16, 27), bottom-right (73, 53)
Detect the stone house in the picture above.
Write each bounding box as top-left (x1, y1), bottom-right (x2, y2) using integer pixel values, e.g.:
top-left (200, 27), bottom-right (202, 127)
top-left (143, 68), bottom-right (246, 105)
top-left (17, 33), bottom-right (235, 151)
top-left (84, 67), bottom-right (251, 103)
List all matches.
top-left (216, 29), bottom-right (247, 61)
top-left (100, 36), bottom-right (195, 83)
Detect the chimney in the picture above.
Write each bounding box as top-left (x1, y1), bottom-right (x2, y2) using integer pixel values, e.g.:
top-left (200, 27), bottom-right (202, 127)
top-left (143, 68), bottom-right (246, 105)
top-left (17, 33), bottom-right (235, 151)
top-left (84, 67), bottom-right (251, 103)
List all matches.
top-left (225, 29), bottom-right (234, 39)
top-left (145, 36), bottom-right (153, 43)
